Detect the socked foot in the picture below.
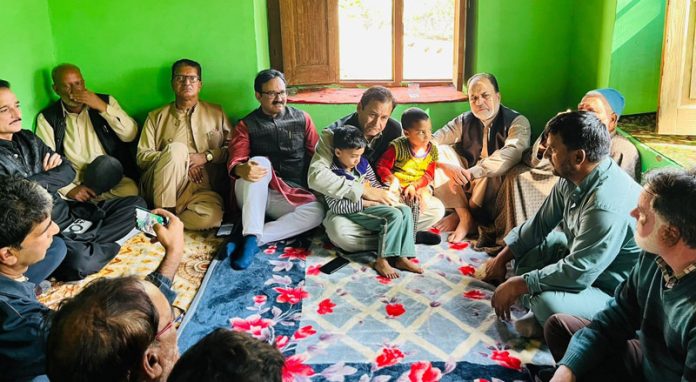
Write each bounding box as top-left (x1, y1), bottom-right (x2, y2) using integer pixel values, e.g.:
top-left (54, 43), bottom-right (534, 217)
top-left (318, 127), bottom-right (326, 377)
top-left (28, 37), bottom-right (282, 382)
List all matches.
top-left (393, 257), bottom-right (424, 274)
top-left (434, 213), bottom-right (459, 232)
top-left (374, 257), bottom-right (399, 279)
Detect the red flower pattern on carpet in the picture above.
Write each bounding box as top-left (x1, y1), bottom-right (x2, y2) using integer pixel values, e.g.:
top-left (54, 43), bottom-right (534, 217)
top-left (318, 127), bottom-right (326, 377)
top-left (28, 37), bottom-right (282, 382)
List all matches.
top-left (253, 295), bottom-right (267, 305)
top-left (376, 275), bottom-right (392, 284)
top-left (458, 264), bottom-right (476, 276)
top-left (306, 264), bottom-right (321, 276)
top-left (375, 346), bottom-right (405, 368)
top-left (275, 335), bottom-right (289, 350)
top-left (282, 354), bottom-right (315, 382)
top-left (463, 290), bottom-right (486, 300)
top-left (274, 286), bottom-right (309, 304)
top-left (408, 361), bottom-right (443, 382)
top-left (263, 245), bottom-right (277, 254)
top-left (490, 350), bottom-right (522, 370)
top-left (386, 303), bottom-right (406, 318)
top-left (293, 325), bottom-right (316, 340)
top-left (428, 227), bottom-right (441, 234)
top-left (449, 241), bottom-right (470, 250)
top-left (280, 247), bottom-right (310, 261)
top-left (317, 298), bottom-right (336, 315)
top-left (230, 314), bottom-right (273, 339)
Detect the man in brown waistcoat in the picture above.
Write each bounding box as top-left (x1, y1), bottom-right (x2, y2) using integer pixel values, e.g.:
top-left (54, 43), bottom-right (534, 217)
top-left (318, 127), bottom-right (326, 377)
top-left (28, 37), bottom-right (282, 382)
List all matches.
top-left (227, 69), bottom-right (323, 270)
top-left (432, 73), bottom-right (531, 242)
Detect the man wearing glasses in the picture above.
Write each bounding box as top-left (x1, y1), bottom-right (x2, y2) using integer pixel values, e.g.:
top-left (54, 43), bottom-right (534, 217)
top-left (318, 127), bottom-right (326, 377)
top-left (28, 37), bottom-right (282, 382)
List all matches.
top-left (137, 59), bottom-right (231, 230)
top-left (0, 176), bottom-right (185, 381)
top-left (227, 69), bottom-right (323, 270)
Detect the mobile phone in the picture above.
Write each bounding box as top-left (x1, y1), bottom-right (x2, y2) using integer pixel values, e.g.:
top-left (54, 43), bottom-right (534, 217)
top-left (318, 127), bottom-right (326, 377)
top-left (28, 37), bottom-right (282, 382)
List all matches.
top-left (63, 218), bottom-right (93, 235)
top-left (319, 256), bottom-right (350, 274)
top-left (216, 223), bottom-right (235, 237)
top-left (135, 207), bottom-right (168, 237)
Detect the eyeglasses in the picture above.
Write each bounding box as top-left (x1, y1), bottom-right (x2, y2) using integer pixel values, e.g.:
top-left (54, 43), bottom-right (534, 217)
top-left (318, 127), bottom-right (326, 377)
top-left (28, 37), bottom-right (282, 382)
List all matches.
top-left (155, 311), bottom-right (184, 340)
top-left (260, 90), bottom-right (287, 98)
top-left (173, 75), bottom-right (201, 84)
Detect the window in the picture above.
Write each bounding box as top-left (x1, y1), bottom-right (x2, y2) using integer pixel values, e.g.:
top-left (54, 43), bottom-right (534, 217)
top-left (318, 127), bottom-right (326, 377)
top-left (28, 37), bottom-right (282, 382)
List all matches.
top-left (268, 0), bottom-right (469, 88)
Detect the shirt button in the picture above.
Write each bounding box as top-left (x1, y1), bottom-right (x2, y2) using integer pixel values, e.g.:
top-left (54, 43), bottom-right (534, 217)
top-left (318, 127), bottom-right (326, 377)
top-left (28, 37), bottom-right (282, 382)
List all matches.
top-left (168, 138), bottom-right (173, 143)
top-left (13, 154), bottom-right (18, 158)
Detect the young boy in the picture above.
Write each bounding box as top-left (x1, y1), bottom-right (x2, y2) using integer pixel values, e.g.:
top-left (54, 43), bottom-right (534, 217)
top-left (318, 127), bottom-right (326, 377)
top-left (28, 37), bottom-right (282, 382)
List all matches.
top-left (376, 107), bottom-right (439, 243)
top-left (325, 125), bottom-right (423, 279)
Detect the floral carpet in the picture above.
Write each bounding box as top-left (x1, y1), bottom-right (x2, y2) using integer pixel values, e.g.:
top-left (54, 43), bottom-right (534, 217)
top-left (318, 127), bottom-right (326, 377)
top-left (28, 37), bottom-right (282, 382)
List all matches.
top-left (39, 230), bottom-right (223, 314)
top-left (178, 233), bottom-right (553, 382)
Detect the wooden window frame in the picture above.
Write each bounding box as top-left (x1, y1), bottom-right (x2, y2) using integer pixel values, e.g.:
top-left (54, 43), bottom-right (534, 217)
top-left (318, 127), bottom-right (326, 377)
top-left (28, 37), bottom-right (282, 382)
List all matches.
top-left (269, 0), bottom-right (473, 90)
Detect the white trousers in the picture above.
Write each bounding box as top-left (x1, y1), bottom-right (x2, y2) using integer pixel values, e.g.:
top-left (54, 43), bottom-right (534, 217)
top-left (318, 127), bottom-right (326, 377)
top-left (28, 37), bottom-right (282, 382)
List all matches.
top-left (235, 156), bottom-right (324, 245)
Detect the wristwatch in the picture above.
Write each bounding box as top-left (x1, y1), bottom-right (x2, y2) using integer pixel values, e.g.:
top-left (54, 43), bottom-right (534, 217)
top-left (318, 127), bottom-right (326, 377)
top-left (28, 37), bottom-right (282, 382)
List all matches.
top-left (205, 150), bottom-right (214, 162)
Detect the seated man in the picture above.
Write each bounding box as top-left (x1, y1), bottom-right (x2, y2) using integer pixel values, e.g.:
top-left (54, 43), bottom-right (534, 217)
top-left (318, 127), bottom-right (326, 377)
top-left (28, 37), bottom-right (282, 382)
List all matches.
top-left (138, 58), bottom-right (230, 230)
top-left (432, 73), bottom-right (531, 242)
top-left (481, 111), bottom-right (642, 337)
top-left (227, 69), bottom-right (323, 270)
top-left (168, 329), bottom-right (285, 382)
top-left (36, 63), bottom-right (139, 201)
top-left (0, 80), bottom-right (145, 281)
top-left (0, 175), bottom-right (184, 381)
top-left (480, 87), bottom-right (642, 254)
top-left (545, 167), bottom-right (696, 382)
top-left (308, 86), bottom-right (445, 255)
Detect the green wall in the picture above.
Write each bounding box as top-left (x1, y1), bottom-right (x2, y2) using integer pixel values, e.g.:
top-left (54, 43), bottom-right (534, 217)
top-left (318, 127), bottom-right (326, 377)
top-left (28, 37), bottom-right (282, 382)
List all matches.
top-left (45, 0), bottom-right (270, 123)
top-left (0, 0), bottom-right (56, 131)
top-left (608, 0), bottom-right (666, 114)
top-left (473, 0), bottom-right (574, 137)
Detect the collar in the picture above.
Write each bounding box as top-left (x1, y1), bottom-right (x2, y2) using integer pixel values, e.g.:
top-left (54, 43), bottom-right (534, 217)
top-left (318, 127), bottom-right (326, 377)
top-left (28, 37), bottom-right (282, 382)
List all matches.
top-left (0, 273), bottom-right (36, 299)
top-left (568, 157), bottom-right (612, 198)
top-left (171, 102), bottom-right (197, 118)
top-left (655, 257), bottom-right (696, 288)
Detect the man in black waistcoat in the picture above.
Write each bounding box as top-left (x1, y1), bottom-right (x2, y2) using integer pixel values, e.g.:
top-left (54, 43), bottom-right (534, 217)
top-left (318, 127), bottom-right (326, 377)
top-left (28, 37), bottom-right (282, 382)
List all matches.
top-left (432, 73), bottom-right (531, 242)
top-left (0, 80), bottom-right (145, 281)
top-left (36, 64), bottom-right (139, 201)
top-left (227, 69), bottom-right (323, 270)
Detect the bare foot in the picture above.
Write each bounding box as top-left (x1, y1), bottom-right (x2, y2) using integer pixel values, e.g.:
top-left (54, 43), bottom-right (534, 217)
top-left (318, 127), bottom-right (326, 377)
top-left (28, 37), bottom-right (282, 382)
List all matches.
top-left (374, 257), bottom-right (400, 279)
top-left (447, 220), bottom-right (477, 242)
top-left (434, 213), bottom-right (459, 232)
top-left (476, 258), bottom-right (507, 285)
top-left (393, 257), bottom-right (424, 274)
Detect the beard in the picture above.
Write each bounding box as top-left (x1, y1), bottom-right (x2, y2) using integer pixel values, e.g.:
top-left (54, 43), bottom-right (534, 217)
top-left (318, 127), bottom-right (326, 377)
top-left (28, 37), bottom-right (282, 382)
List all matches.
top-left (635, 214), bottom-right (667, 255)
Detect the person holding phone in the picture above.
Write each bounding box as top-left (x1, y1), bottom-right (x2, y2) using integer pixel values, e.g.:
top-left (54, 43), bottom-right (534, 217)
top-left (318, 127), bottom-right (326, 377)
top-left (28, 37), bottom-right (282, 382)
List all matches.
top-left (0, 175), bottom-right (185, 381)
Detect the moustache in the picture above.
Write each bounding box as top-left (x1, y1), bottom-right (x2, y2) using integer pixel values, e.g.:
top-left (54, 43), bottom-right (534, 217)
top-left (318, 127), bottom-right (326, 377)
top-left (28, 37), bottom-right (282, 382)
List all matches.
top-left (272, 101), bottom-right (285, 105)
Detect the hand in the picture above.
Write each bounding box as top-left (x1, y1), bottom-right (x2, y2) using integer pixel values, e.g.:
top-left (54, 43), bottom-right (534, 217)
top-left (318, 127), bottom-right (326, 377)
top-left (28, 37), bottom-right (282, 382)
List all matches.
top-left (42, 153), bottom-right (62, 171)
top-left (66, 184), bottom-right (97, 202)
top-left (402, 185), bottom-right (418, 203)
top-left (188, 166), bottom-right (204, 184)
top-left (151, 208), bottom-right (185, 280)
top-left (189, 152), bottom-right (207, 169)
top-left (362, 198), bottom-right (378, 208)
top-left (234, 160), bottom-right (268, 182)
top-left (439, 162), bottom-right (472, 186)
top-left (417, 187), bottom-right (432, 210)
top-left (491, 275), bottom-right (529, 321)
top-left (363, 185), bottom-right (399, 206)
top-left (69, 89), bottom-right (108, 113)
top-left (549, 366), bottom-right (576, 382)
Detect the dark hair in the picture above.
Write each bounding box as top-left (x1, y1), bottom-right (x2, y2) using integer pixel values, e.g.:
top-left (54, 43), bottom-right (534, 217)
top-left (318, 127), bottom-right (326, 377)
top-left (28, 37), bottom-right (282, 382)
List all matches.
top-left (544, 111), bottom-right (610, 162)
top-left (467, 72), bottom-right (500, 93)
top-left (400, 107), bottom-right (430, 130)
top-left (644, 167), bottom-right (696, 248)
top-left (46, 276), bottom-right (160, 382)
top-left (0, 79), bottom-right (9, 89)
top-left (333, 125), bottom-right (367, 150)
top-left (172, 58), bottom-right (202, 80)
top-left (0, 176), bottom-right (53, 249)
top-left (254, 69), bottom-right (286, 92)
top-left (168, 329), bottom-right (285, 382)
top-left (359, 86), bottom-right (396, 110)
top-left (51, 63), bottom-right (81, 84)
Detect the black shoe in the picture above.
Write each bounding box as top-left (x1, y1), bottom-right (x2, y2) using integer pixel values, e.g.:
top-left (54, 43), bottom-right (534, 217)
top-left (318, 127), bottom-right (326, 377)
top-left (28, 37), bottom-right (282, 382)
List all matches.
top-left (415, 231), bottom-right (441, 245)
